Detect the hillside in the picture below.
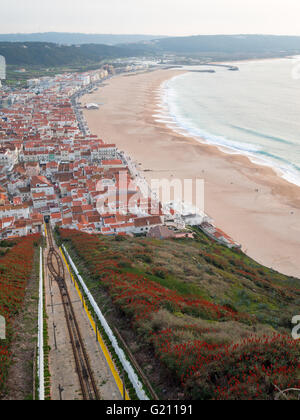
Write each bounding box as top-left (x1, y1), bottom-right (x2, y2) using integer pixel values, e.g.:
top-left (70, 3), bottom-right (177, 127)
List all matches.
top-left (58, 228), bottom-right (300, 400)
top-left (0, 33), bottom-right (167, 46)
top-left (151, 34), bottom-right (300, 53)
top-left (0, 235), bottom-right (40, 398)
top-left (2, 35), bottom-right (300, 68)
top-left (0, 42), bottom-right (147, 67)
top-left (121, 34), bottom-right (300, 60)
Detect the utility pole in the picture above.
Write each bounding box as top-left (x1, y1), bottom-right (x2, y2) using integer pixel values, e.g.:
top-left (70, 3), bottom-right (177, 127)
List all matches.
top-left (58, 384), bottom-right (64, 401)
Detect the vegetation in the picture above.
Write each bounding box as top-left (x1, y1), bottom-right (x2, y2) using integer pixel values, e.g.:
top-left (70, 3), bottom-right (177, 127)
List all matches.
top-left (58, 228), bottom-right (300, 400)
top-left (0, 235), bottom-right (40, 397)
top-left (0, 33), bottom-right (166, 45)
top-left (2, 35), bottom-right (300, 73)
top-left (0, 42), bottom-right (147, 67)
top-left (143, 34), bottom-right (300, 57)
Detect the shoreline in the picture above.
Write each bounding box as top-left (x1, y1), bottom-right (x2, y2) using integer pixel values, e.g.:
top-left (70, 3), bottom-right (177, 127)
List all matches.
top-left (157, 70), bottom-right (300, 189)
top-left (82, 69), bottom-right (300, 278)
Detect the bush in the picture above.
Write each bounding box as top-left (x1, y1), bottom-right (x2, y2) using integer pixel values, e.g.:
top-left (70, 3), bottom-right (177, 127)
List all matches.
top-left (138, 254), bottom-right (152, 264)
top-left (152, 268), bottom-right (168, 279)
top-left (115, 236), bottom-right (126, 242)
top-left (0, 240), bottom-right (15, 248)
top-left (118, 260), bottom-right (132, 269)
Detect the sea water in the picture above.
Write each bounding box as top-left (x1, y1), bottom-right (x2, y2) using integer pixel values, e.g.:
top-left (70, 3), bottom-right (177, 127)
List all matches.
top-left (156, 57), bottom-right (300, 187)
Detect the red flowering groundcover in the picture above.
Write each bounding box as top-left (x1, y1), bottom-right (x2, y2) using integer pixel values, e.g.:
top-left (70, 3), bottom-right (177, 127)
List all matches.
top-left (60, 229), bottom-right (300, 400)
top-left (0, 235), bottom-right (40, 394)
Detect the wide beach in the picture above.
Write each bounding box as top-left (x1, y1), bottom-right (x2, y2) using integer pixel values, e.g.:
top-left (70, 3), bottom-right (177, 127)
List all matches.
top-left (83, 69), bottom-right (300, 278)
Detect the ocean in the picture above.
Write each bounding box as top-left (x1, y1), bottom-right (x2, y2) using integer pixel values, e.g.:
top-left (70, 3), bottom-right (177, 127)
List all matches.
top-left (156, 58), bottom-right (300, 187)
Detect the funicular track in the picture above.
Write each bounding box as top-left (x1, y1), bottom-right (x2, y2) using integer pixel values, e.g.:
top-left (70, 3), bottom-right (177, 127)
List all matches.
top-left (46, 224), bottom-right (100, 401)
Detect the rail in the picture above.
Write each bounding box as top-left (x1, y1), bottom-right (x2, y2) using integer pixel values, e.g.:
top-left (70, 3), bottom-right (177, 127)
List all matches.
top-left (62, 244), bottom-right (149, 400)
top-left (46, 224), bottom-right (100, 401)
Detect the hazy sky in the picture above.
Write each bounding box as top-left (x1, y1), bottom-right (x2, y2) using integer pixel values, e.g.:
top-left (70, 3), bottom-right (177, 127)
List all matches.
top-left (1, 0), bottom-right (300, 36)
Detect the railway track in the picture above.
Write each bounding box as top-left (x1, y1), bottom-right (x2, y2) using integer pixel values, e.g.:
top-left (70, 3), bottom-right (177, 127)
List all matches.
top-left (46, 224), bottom-right (100, 401)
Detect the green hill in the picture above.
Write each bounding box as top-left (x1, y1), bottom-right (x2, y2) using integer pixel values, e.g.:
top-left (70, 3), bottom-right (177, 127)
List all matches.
top-left (150, 34), bottom-right (300, 54)
top-left (2, 35), bottom-right (300, 69)
top-left (0, 42), bottom-right (147, 67)
top-left (58, 227), bottom-right (300, 400)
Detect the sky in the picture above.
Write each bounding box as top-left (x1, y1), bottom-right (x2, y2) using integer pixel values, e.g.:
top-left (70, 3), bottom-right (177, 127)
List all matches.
top-left (1, 0), bottom-right (300, 36)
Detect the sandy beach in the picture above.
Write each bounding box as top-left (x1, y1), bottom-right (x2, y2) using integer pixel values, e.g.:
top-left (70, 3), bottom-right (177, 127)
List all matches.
top-left (83, 69), bottom-right (300, 278)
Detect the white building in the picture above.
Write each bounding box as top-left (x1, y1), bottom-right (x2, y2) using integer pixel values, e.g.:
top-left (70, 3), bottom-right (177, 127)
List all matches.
top-left (80, 75), bottom-right (91, 86)
top-left (133, 216), bottom-right (163, 234)
top-left (8, 178), bottom-right (29, 195)
top-left (30, 176), bottom-right (55, 196)
top-left (91, 144), bottom-right (117, 161)
top-left (0, 146), bottom-right (18, 169)
top-left (0, 204), bottom-right (30, 219)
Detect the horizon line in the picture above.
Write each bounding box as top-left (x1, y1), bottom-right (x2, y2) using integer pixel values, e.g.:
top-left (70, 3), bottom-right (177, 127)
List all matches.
top-left (2, 32), bottom-right (300, 38)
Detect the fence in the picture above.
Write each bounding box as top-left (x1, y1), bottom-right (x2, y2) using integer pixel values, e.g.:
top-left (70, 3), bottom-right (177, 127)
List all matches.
top-left (61, 245), bottom-right (149, 401)
top-left (38, 247), bottom-right (45, 400)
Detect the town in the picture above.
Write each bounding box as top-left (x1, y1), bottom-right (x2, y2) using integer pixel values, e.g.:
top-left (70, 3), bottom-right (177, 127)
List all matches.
top-left (0, 62), bottom-right (240, 248)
